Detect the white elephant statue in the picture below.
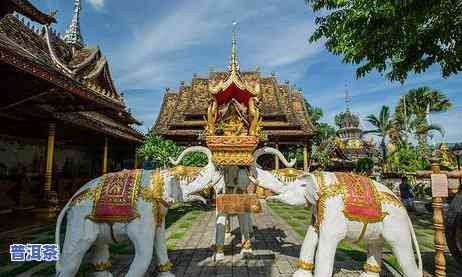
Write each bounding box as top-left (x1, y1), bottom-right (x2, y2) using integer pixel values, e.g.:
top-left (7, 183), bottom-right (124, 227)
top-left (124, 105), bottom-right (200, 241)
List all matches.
top-left (251, 169), bottom-right (423, 277)
top-left (55, 146), bottom-right (224, 277)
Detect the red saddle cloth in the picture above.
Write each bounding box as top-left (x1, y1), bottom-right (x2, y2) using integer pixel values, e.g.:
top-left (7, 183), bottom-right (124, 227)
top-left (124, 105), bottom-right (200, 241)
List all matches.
top-left (335, 173), bottom-right (383, 223)
top-left (88, 169), bottom-right (143, 223)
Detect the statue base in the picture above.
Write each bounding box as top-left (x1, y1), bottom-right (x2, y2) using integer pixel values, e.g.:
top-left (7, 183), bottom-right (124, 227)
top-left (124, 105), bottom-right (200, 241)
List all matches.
top-left (206, 135), bottom-right (258, 166)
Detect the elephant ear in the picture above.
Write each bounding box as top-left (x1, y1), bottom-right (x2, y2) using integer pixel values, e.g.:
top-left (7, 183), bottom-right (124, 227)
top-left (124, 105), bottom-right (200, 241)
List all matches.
top-left (301, 174), bottom-right (319, 204)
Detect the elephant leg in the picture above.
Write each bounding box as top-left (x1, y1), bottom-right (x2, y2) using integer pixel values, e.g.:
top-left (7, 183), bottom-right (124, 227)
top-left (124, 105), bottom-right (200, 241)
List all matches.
top-left (155, 218), bottom-right (175, 277)
top-left (225, 215), bottom-right (232, 239)
top-left (238, 213), bottom-right (253, 258)
top-left (383, 221), bottom-right (419, 277)
top-left (91, 242), bottom-right (113, 277)
top-left (57, 219), bottom-right (99, 277)
top-left (360, 240), bottom-right (383, 277)
top-left (125, 217), bottom-right (156, 277)
top-left (293, 225), bottom-right (318, 277)
top-left (214, 213), bottom-right (226, 261)
top-left (314, 228), bottom-right (344, 277)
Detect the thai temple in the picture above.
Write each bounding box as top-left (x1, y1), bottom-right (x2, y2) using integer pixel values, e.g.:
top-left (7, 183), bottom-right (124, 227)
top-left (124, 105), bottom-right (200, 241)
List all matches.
top-left (0, 0), bottom-right (143, 219)
top-left (152, 28), bottom-right (317, 170)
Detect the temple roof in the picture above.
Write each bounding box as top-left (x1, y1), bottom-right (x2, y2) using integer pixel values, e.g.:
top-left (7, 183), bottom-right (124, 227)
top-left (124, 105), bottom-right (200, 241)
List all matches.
top-left (0, 6), bottom-right (143, 143)
top-left (152, 70), bottom-right (316, 144)
top-left (1, 0), bottom-right (56, 25)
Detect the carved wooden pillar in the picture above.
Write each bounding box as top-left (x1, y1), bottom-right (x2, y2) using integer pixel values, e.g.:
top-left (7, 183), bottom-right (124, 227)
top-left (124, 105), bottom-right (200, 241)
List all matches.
top-left (44, 123), bottom-right (55, 192)
top-left (102, 138), bottom-right (108, 174)
top-left (431, 156), bottom-right (446, 277)
top-left (303, 143), bottom-right (308, 172)
top-left (275, 143), bottom-right (279, 170)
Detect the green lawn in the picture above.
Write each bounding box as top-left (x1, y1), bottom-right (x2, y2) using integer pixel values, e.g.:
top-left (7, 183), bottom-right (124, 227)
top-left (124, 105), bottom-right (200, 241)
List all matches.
top-left (267, 200), bottom-right (462, 275)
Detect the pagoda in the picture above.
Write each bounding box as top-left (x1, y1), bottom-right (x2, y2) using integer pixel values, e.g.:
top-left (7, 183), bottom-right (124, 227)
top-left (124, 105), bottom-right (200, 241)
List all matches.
top-left (331, 91), bottom-right (376, 170)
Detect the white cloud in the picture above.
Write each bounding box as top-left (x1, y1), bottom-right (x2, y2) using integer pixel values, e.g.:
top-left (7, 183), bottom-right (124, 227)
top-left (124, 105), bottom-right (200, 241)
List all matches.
top-left (113, 0), bottom-right (321, 89)
top-left (87, 0), bottom-right (104, 11)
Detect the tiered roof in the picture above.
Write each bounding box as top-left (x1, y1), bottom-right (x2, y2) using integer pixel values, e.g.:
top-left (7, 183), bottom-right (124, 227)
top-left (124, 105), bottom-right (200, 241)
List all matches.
top-left (0, 0), bottom-right (143, 143)
top-left (152, 70), bottom-right (316, 145)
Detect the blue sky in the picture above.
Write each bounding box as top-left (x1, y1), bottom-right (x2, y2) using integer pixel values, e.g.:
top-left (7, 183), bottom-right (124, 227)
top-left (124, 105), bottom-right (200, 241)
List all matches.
top-left (35, 0), bottom-right (461, 143)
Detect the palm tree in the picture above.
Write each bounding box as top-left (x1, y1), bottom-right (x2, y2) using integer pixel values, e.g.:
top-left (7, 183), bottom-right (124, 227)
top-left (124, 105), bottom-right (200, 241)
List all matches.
top-left (364, 106), bottom-right (394, 168)
top-left (395, 86), bottom-right (451, 151)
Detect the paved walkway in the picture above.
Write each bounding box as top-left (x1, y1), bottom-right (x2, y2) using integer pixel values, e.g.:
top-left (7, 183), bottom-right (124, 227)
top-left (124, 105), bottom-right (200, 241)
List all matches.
top-left (114, 203), bottom-right (395, 277)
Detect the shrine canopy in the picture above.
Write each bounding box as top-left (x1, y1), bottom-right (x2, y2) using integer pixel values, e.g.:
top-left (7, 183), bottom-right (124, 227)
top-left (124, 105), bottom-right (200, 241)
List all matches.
top-left (208, 27), bottom-right (260, 111)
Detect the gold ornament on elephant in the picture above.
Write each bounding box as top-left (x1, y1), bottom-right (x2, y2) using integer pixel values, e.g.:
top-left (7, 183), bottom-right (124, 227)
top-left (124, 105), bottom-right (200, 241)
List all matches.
top-left (363, 262), bottom-right (381, 273)
top-left (296, 260), bottom-right (314, 271)
top-left (93, 261), bottom-right (112, 272)
top-left (157, 261), bottom-right (173, 272)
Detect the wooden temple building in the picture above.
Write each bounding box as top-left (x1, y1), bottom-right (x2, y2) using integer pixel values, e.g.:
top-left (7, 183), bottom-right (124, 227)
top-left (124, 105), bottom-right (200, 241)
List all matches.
top-left (0, 0), bottom-right (143, 219)
top-left (152, 35), bottom-right (317, 170)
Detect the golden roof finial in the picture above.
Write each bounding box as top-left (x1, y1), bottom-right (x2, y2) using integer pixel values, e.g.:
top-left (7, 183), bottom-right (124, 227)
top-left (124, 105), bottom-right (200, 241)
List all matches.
top-left (230, 21), bottom-right (239, 72)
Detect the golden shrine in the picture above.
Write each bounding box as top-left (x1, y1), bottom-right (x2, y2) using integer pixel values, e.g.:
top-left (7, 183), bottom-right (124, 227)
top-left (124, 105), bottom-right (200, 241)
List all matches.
top-left (205, 24), bottom-right (262, 166)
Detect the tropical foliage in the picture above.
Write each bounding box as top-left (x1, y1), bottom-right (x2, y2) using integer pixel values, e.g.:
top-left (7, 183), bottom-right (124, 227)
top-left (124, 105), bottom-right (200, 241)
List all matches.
top-left (303, 101), bottom-right (337, 168)
top-left (364, 106), bottom-right (394, 166)
top-left (364, 87), bottom-right (452, 173)
top-left (355, 157), bottom-right (374, 175)
top-left (306, 0), bottom-right (462, 82)
top-left (137, 133), bottom-right (208, 168)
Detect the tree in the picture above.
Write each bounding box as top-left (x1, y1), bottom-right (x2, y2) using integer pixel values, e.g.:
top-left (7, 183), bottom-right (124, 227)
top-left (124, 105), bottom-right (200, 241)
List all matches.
top-left (136, 133), bottom-right (208, 168)
top-left (306, 0), bottom-right (462, 82)
top-left (304, 100), bottom-right (336, 144)
top-left (364, 106), bottom-right (394, 166)
top-left (394, 87), bottom-right (451, 155)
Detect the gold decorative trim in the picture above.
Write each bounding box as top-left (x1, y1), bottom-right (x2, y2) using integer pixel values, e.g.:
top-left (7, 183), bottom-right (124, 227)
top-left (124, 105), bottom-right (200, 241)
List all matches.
top-left (363, 262), bottom-right (381, 273)
top-left (296, 260), bottom-right (314, 271)
top-left (242, 240), bottom-right (252, 250)
top-left (315, 183), bottom-right (344, 232)
top-left (379, 192), bottom-right (404, 208)
top-left (214, 244), bottom-right (225, 253)
top-left (206, 135), bottom-right (258, 166)
top-left (70, 187), bottom-right (98, 205)
top-left (157, 261), bottom-right (173, 272)
top-left (170, 165), bottom-right (202, 179)
top-left (93, 261), bottom-right (112, 272)
top-left (272, 168), bottom-right (305, 182)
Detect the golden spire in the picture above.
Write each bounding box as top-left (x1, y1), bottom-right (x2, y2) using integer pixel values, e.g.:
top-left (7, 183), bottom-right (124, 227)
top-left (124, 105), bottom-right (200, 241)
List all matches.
top-left (229, 21), bottom-right (239, 72)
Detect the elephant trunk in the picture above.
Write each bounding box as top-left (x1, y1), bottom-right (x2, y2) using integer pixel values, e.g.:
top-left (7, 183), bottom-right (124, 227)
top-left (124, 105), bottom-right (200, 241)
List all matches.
top-left (252, 147), bottom-right (296, 168)
top-left (169, 146), bottom-right (213, 166)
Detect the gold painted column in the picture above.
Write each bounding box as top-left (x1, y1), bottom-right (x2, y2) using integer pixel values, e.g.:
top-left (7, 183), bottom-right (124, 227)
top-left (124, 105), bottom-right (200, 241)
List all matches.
top-left (134, 146), bottom-right (139, 169)
top-left (274, 143), bottom-right (279, 169)
top-left (303, 143), bottom-right (308, 172)
top-left (431, 156), bottom-right (446, 277)
top-left (36, 122), bottom-right (58, 221)
top-left (102, 138), bottom-right (108, 174)
top-left (44, 123), bottom-right (55, 192)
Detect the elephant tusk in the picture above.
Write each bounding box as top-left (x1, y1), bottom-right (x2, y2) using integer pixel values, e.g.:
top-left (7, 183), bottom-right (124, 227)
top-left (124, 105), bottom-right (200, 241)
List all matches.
top-left (169, 146), bottom-right (213, 166)
top-left (252, 147), bottom-right (296, 168)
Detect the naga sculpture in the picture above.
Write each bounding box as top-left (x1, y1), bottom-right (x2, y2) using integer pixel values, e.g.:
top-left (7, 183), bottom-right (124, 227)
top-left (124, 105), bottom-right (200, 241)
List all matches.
top-left (54, 146), bottom-right (224, 277)
top-left (251, 169), bottom-right (423, 277)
